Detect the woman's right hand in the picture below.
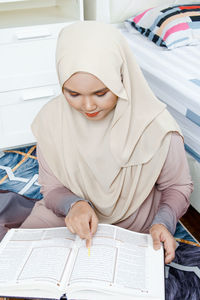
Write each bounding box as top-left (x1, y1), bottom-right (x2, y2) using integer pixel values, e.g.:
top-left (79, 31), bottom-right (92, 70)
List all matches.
top-left (65, 200), bottom-right (98, 248)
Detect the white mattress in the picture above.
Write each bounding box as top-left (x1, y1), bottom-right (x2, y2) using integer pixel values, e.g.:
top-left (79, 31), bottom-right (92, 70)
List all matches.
top-left (120, 25), bottom-right (200, 160)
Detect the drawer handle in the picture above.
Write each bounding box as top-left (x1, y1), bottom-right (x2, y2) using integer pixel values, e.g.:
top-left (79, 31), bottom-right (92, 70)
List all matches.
top-left (22, 88), bottom-right (54, 101)
top-left (16, 29), bottom-right (51, 40)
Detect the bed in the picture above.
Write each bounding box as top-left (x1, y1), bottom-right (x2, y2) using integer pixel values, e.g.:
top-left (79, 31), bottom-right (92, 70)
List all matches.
top-left (116, 5), bottom-right (200, 212)
top-left (120, 27), bottom-right (200, 161)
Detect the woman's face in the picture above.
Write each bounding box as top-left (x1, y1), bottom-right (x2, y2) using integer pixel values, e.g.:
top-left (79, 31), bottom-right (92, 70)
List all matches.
top-left (63, 72), bottom-right (118, 120)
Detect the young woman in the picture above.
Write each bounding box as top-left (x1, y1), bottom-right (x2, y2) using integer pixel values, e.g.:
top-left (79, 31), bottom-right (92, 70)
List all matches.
top-left (21, 21), bottom-right (193, 264)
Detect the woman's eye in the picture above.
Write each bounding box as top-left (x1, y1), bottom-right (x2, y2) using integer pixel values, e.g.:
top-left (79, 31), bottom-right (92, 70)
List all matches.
top-left (70, 93), bottom-right (79, 97)
top-left (96, 92), bottom-right (107, 97)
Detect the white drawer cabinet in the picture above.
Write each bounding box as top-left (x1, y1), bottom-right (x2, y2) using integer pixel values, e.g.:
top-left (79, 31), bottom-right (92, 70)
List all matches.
top-left (0, 24), bottom-right (63, 92)
top-left (0, 0), bottom-right (83, 150)
top-left (0, 93), bottom-right (55, 149)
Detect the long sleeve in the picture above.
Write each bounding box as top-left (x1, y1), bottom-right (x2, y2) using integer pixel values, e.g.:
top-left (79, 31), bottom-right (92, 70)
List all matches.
top-left (37, 145), bottom-right (91, 217)
top-left (151, 132), bottom-right (193, 234)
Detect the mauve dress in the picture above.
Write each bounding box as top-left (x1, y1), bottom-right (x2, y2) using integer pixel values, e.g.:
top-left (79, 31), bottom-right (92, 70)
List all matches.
top-left (21, 133), bottom-right (193, 234)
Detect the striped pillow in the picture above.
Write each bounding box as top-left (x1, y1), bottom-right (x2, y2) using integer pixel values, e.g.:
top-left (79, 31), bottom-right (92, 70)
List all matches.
top-left (125, 3), bottom-right (200, 49)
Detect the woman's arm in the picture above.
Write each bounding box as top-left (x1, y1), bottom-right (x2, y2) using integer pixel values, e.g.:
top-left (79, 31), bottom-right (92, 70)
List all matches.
top-left (37, 145), bottom-right (98, 246)
top-left (152, 132), bottom-right (193, 234)
top-left (150, 132), bottom-right (193, 263)
top-left (37, 145), bottom-right (92, 217)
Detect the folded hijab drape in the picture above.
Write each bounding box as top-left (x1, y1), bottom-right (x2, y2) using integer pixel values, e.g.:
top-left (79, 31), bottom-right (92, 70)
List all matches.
top-left (32, 21), bottom-right (181, 223)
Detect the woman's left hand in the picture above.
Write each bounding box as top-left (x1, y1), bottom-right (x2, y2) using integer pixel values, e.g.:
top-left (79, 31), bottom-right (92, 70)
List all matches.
top-left (149, 224), bottom-right (177, 264)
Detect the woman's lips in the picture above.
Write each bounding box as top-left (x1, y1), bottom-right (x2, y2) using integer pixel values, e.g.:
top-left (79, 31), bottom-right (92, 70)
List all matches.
top-left (85, 111), bottom-right (100, 117)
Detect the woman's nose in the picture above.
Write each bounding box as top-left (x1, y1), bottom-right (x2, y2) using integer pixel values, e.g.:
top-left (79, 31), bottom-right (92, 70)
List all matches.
top-left (83, 97), bottom-right (97, 112)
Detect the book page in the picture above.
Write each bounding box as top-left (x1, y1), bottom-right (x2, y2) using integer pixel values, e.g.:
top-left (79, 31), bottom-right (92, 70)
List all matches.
top-left (67, 224), bottom-right (117, 285)
top-left (68, 224), bottom-right (148, 287)
top-left (0, 227), bottom-right (76, 287)
top-left (67, 224), bottom-right (164, 300)
top-left (114, 227), bottom-right (148, 291)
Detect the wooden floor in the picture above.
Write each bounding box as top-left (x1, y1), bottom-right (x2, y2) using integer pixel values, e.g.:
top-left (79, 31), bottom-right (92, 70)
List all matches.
top-left (180, 205), bottom-right (200, 242)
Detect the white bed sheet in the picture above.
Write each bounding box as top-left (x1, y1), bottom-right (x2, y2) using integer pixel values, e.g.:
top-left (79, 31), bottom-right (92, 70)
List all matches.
top-left (120, 25), bottom-right (200, 159)
top-left (120, 26), bottom-right (200, 116)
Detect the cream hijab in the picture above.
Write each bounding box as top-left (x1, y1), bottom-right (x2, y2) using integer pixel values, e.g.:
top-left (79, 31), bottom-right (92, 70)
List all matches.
top-left (32, 21), bottom-right (181, 223)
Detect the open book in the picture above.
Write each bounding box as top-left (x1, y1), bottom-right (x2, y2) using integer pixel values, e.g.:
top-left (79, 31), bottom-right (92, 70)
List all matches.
top-left (0, 224), bottom-right (164, 300)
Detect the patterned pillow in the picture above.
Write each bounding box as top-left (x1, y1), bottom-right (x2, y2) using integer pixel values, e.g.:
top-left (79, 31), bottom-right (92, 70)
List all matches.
top-left (125, 3), bottom-right (200, 49)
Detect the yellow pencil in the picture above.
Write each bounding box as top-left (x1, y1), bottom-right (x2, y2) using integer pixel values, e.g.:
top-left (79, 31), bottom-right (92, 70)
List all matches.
top-left (88, 247), bottom-right (91, 256)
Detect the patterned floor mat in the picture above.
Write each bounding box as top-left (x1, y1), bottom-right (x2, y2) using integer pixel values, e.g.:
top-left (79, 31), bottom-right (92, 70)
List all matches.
top-left (0, 146), bottom-right (42, 200)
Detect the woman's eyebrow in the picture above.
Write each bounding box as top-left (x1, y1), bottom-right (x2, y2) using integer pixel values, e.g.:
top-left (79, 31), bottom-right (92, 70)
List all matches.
top-left (63, 87), bottom-right (108, 94)
top-left (93, 87), bottom-right (108, 93)
top-left (63, 87), bottom-right (79, 93)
